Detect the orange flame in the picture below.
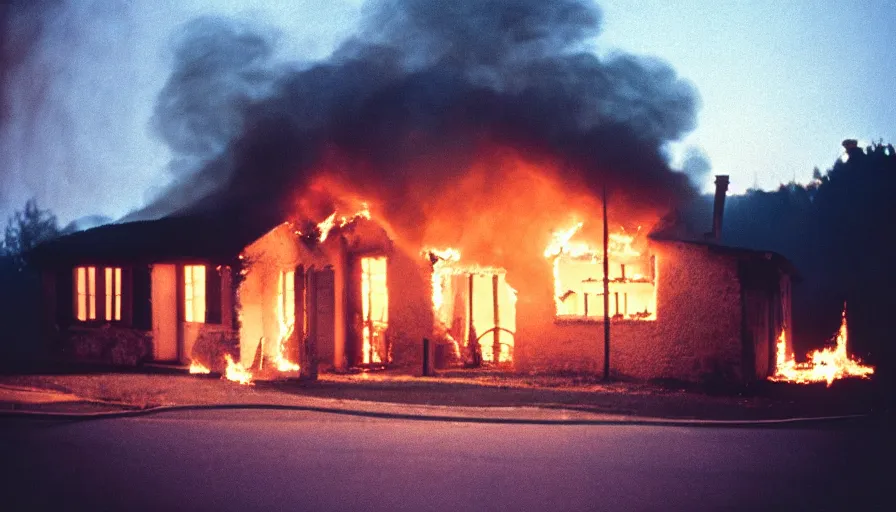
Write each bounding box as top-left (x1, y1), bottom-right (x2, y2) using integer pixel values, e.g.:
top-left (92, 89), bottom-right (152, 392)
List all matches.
top-left (189, 361), bottom-right (211, 374)
top-left (317, 212), bottom-right (338, 242)
top-left (273, 271), bottom-right (301, 373)
top-left (770, 305), bottom-right (874, 386)
top-left (223, 354), bottom-right (253, 385)
top-left (272, 323), bottom-right (301, 373)
top-left (317, 203), bottom-right (371, 242)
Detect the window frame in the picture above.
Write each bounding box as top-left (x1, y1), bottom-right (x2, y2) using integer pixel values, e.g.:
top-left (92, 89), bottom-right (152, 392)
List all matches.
top-left (552, 254), bottom-right (658, 324)
top-left (74, 266), bottom-right (97, 322)
top-left (104, 267), bottom-right (123, 322)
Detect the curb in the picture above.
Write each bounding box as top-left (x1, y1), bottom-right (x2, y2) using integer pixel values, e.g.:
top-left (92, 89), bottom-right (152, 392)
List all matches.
top-left (0, 402), bottom-right (876, 428)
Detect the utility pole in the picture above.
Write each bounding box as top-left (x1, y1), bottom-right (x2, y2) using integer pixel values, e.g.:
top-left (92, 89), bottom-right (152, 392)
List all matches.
top-left (602, 183), bottom-right (611, 381)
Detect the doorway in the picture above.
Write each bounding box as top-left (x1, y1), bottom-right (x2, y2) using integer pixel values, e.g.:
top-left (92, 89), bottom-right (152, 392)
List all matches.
top-left (360, 256), bottom-right (389, 365)
top-left (151, 264), bottom-right (178, 361)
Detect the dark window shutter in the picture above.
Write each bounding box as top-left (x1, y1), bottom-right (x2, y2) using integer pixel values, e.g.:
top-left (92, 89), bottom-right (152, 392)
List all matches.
top-left (121, 266), bottom-right (134, 326)
top-left (96, 267), bottom-right (107, 322)
top-left (132, 265), bottom-right (152, 331)
top-left (56, 268), bottom-right (74, 329)
top-left (206, 265), bottom-right (222, 324)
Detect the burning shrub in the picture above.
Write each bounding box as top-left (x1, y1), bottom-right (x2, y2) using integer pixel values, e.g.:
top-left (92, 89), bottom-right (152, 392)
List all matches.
top-left (189, 327), bottom-right (239, 374)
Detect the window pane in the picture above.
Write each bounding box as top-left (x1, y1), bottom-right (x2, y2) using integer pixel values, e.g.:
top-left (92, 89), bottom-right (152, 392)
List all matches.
top-left (105, 268), bottom-right (113, 321)
top-left (184, 265), bottom-right (206, 323)
top-left (184, 268), bottom-right (193, 323)
top-left (88, 267), bottom-right (96, 320)
top-left (194, 265), bottom-right (206, 323)
top-left (115, 268), bottom-right (122, 321)
top-left (76, 267), bottom-right (86, 321)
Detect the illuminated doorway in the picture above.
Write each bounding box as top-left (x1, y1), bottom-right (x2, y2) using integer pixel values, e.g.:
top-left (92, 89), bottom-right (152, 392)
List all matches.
top-left (360, 256), bottom-right (389, 365)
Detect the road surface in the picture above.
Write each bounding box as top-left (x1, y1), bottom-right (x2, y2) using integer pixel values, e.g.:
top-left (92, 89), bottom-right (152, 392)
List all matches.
top-left (0, 410), bottom-right (889, 511)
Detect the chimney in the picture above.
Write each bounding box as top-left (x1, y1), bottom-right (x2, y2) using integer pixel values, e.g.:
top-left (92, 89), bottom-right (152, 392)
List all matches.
top-left (710, 175), bottom-right (729, 242)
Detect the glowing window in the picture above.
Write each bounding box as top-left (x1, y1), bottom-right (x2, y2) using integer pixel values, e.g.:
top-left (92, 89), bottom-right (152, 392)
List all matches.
top-left (547, 226), bottom-right (657, 321)
top-left (104, 267), bottom-right (122, 321)
top-left (75, 266), bottom-right (97, 321)
top-left (278, 270), bottom-right (296, 330)
top-left (184, 265), bottom-right (206, 323)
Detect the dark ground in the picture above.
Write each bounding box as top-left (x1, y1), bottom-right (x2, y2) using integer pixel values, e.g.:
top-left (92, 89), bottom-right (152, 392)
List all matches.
top-left (0, 409), bottom-right (890, 512)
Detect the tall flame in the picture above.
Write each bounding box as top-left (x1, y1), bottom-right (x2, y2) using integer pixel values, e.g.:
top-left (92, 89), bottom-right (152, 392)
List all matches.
top-left (224, 354), bottom-right (254, 385)
top-left (770, 305), bottom-right (874, 386)
top-left (272, 327), bottom-right (301, 372)
top-left (273, 270), bottom-right (301, 373)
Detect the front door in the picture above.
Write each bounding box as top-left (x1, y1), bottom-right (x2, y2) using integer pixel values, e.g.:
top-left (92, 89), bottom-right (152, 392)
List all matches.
top-left (151, 264), bottom-right (178, 361)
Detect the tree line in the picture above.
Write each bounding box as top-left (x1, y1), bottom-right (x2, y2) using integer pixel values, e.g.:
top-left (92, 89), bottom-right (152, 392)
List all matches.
top-left (679, 140), bottom-right (895, 377)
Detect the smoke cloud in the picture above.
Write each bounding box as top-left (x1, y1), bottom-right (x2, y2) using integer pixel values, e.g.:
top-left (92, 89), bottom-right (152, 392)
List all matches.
top-left (128, 0), bottom-right (700, 239)
top-left (0, 1), bottom-right (358, 225)
top-left (681, 146), bottom-right (712, 182)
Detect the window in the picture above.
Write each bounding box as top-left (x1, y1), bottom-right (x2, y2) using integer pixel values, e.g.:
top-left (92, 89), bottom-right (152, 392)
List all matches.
top-left (75, 266), bottom-right (97, 321)
top-left (548, 227), bottom-right (657, 321)
top-left (104, 267), bottom-right (122, 321)
top-left (278, 270), bottom-right (296, 332)
top-left (184, 265), bottom-right (206, 323)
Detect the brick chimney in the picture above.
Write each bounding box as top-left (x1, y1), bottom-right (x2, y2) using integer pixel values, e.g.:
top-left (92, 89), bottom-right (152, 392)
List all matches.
top-left (709, 175), bottom-right (729, 242)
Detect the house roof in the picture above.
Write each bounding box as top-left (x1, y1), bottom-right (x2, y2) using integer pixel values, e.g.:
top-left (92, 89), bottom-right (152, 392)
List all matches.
top-left (649, 233), bottom-right (801, 281)
top-left (28, 206), bottom-right (284, 267)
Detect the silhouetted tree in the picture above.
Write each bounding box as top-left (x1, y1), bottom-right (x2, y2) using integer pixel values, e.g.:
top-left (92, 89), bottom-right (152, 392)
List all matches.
top-left (679, 141), bottom-right (896, 393)
top-left (2, 198), bottom-right (59, 263)
top-left (0, 198), bottom-right (59, 369)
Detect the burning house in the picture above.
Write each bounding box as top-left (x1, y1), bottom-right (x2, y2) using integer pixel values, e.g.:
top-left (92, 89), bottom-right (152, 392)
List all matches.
top-left (29, 169), bottom-right (799, 385)
top-left (25, 1), bottom-right (817, 384)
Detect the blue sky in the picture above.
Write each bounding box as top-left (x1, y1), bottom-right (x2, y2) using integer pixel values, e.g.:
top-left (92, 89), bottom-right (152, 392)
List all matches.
top-left (1, 0), bottom-right (893, 224)
top-left (597, 0), bottom-right (896, 193)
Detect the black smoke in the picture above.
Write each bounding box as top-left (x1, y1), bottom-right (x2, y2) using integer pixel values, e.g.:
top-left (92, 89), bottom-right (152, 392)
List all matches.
top-left (128, 0), bottom-right (701, 229)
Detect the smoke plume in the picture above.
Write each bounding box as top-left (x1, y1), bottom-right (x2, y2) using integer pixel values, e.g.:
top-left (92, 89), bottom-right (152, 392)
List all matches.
top-left (121, 0), bottom-right (702, 264)
top-left (0, 1), bottom-right (171, 224)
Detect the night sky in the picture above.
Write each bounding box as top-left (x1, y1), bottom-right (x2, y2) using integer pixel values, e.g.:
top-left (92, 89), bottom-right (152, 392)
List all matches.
top-left (1, 0), bottom-right (893, 225)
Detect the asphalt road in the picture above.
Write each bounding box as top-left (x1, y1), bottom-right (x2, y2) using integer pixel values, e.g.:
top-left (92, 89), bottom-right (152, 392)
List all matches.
top-left (0, 410), bottom-right (890, 511)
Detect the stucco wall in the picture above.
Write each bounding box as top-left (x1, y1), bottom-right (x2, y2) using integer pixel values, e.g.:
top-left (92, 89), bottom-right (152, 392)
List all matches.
top-left (386, 249), bottom-right (434, 370)
top-left (516, 241), bottom-right (744, 383)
